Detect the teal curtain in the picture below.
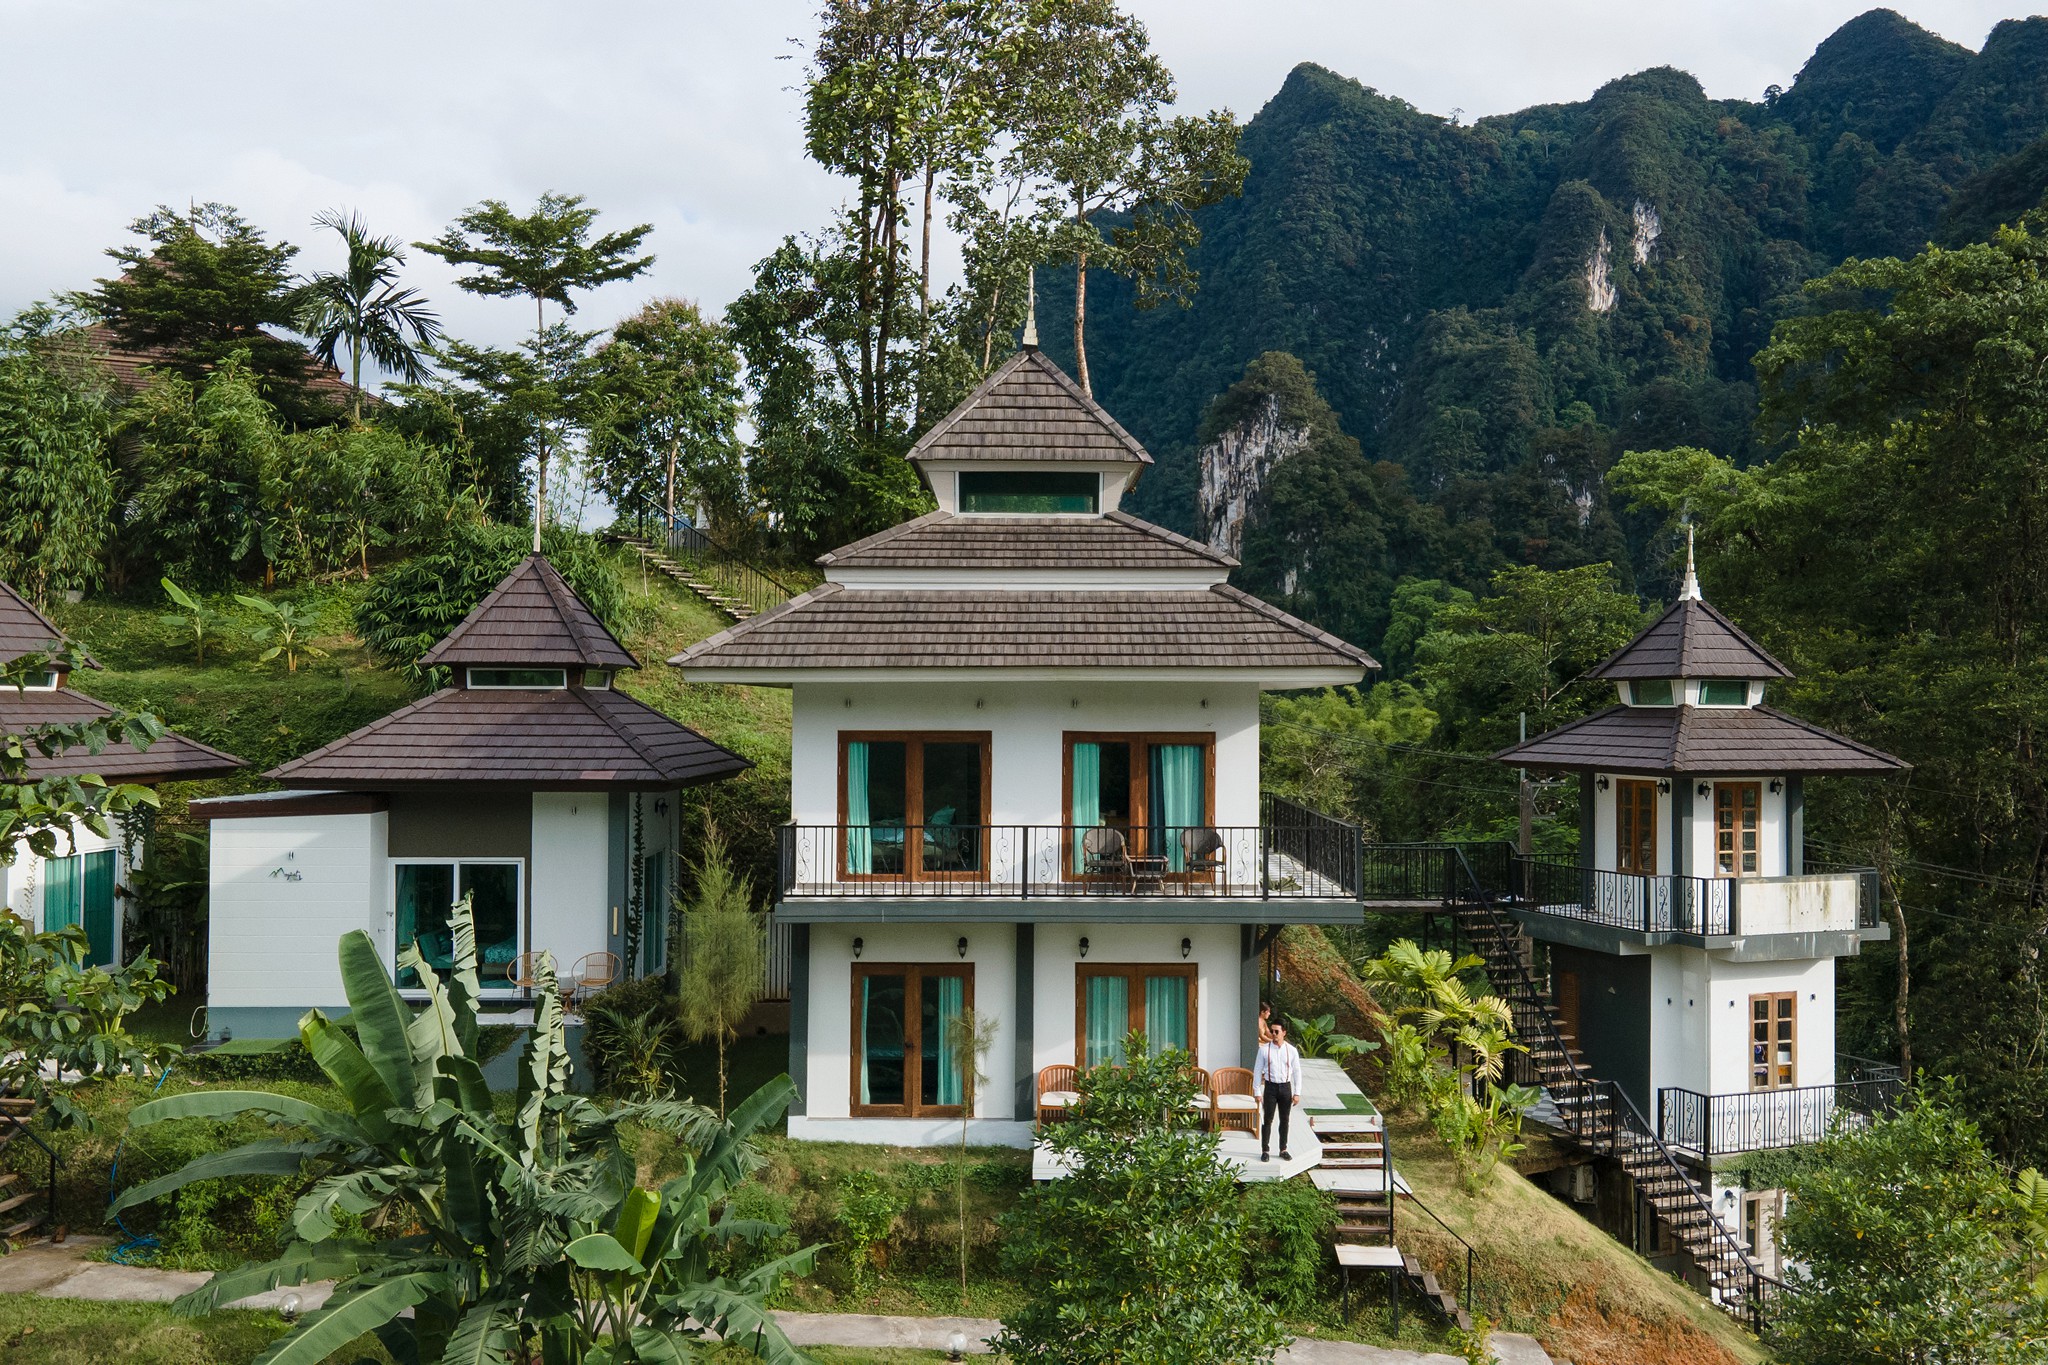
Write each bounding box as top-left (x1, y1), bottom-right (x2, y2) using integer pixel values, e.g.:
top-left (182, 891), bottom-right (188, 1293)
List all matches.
top-left (934, 975), bottom-right (965, 1106)
top-left (845, 741), bottom-right (873, 874)
top-left (41, 855), bottom-right (79, 932)
top-left (859, 976), bottom-right (872, 1104)
top-left (1145, 975), bottom-right (1189, 1054)
top-left (1150, 744), bottom-right (1205, 871)
top-left (1070, 742), bottom-right (1101, 873)
top-left (1084, 975), bottom-right (1128, 1068)
top-left (81, 850), bottom-right (116, 967)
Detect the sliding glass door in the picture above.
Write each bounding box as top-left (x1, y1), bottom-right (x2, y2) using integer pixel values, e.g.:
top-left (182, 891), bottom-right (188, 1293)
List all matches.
top-left (1065, 735), bottom-right (1214, 876)
top-left (841, 733), bottom-right (989, 878)
top-left (852, 965), bottom-right (974, 1116)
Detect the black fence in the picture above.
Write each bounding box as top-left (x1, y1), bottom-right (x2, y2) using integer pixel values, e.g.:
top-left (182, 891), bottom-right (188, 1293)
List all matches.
top-left (620, 498), bottom-right (800, 620)
top-left (1514, 856), bottom-right (1731, 934)
top-left (1658, 1074), bottom-right (1907, 1157)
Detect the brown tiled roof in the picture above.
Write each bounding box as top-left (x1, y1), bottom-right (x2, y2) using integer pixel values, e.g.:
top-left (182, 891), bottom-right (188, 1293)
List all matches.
top-left (671, 582), bottom-right (1376, 672)
top-left (907, 348), bottom-right (1152, 465)
top-left (0, 582), bottom-right (95, 668)
top-left (0, 689), bottom-right (244, 782)
top-left (1590, 599), bottom-right (1792, 680)
top-left (419, 556), bottom-right (638, 670)
top-left (1491, 704), bottom-right (1905, 776)
top-left (268, 685), bottom-right (749, 790)
top-left (817, 510), bottom-right (1234, 571)
top-left (79, 324), bottom-right (365, 404)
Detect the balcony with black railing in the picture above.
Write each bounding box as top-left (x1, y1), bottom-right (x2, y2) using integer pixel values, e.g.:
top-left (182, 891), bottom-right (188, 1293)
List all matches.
top-left (1510, 855), bottom-right (1883, 941)
top-left (776, 800), bottom-right (1379, 909)
top-left (1658, 1070), bottom-right (1906, 1158)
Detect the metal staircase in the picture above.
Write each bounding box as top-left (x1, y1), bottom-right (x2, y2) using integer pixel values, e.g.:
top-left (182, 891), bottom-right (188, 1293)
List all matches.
top-left (611, 499), bottom-right (800, 625)
top-left (0, 1096), bottom-right (58, 1243)
top-left (1442, 850), bottom-right (1779, 1332)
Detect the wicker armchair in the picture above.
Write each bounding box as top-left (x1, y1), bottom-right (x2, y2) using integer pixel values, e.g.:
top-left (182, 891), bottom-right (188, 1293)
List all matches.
top-left (1186, 1065), bottom-right (1215, 1129)
top-left (1036, 1064), bottom-right (1082, 1129)
top-left (1211, 1066), bottom-right (1258, 1134)
top-left (564, 951), bottom-right (620, 1010)
top-left (1081, 826), bottom-right (1132, 889)
top-left (1179, 826), bottom-right (1226, 880)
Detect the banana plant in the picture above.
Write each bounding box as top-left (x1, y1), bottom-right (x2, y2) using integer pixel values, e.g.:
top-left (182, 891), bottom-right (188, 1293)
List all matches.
top-left (113, 895), bottom-right (811, 1364)
top-left (234, 594), bottom-right (329, 673)
top-left (157, 577), bottom-right (230, 664)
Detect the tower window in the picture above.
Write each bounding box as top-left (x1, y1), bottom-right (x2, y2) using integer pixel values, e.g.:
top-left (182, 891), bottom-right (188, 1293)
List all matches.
top-left (1697, 680), bottom-right (1750, 706)
top-left (957, 470), bottom-right (1099, 514)
top-left (1628, 680), bottom-right (1675, 706)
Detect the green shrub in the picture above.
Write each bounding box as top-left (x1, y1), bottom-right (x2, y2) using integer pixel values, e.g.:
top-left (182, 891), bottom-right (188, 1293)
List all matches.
top-left (578, 974), bottom-right (674, 1093)
top-left (969, 1158), bottom-right (1028, 1196)
top-left (354, 521), bottom-right (627, 687)
top-left (1242, 1179), bottom-right (1337, 1314)
top-left (835, 1168), bottom-right (902, 1298)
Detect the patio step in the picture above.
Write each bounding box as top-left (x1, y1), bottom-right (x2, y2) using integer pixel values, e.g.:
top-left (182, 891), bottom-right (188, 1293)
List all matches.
top-left (1400, 1251), bottom-right (1473, 1332)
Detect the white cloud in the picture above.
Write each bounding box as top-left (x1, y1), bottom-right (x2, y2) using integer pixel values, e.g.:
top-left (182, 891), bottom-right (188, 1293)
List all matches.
top-left (0, 0), bottom-right (2025, 354)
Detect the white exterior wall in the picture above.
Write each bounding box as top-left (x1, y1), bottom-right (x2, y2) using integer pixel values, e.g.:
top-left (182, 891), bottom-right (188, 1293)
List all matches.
top-left (790, 680), bottom-right (1261, 828)
top-left (1032, 921), bottom-right (1243, 1076)
top-left (208, 813), bottom-right (388, 1010)
top-left (1647, 947), bottom-right (1716, 1098)
top-left (795, 920), bottom-right (1023, 1145)
top-left (1702, 956), bottom-right (1835, 1095)
top-left (1590, 776), bottom-right (1673, 875)
top-left (1682, 776), bottom-right (1787, 879)
top-left (3, 825), bottom-right (121, 942)
top-left (531, 794), bottom-right (610, 976)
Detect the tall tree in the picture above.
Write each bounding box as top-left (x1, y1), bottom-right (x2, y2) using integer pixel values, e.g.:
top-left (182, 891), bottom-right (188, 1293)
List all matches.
top-left (675, 833), bottom-right (766, 1119)
top-left (587, 298), bottom-right (745, 529)
top-left (416, 194), bottom-right (654, 548)
top-left (1003, 0), bottom-right (1248, 393)
top-left (298, 209), bottom-right (441, 423)
top-left (0, 312), bottom-right (117, 602)
top-left (122, 351), bottom-right (285, 586)
top-left (68, 203), bottom-right (327, 421)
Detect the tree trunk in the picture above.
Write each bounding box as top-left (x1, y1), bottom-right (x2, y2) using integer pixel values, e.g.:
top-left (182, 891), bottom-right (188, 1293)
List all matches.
top-left (1882, 852), bottom-right (1912, 1080)
top-left (533, 295), bottom-right (547, 554)
top-left (350, 334), bottom-right (363, 425)
top-left (1073, 248), bottom-right (1090, 395)
top-left (717, 1028), bottom-right (729, 1119)
top-left (920, 165), bottom-right (937, 327)
top-left (665, 434), bottom-right (679, 529)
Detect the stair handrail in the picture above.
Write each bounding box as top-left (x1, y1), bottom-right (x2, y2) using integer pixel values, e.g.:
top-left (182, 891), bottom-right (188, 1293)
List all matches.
top-left (1441, 847), bottom-right (1609, 1146)
top-left (1, 1104), bottom-right (58, 1235)
top-left (1394, 1184), bottom-right (1484, 1320)
top-left (1598, 1077), bottom-right (1781, 1332)
top-left (615, 490), bottom-right (803, 601)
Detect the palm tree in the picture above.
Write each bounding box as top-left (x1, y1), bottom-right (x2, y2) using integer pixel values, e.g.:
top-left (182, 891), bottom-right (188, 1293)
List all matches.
top-left (299, 209), bottom-right (441, 421)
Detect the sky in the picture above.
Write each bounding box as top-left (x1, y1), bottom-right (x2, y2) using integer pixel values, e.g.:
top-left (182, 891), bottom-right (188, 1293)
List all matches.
top-left (0, 1), bottom-right (2033, 360)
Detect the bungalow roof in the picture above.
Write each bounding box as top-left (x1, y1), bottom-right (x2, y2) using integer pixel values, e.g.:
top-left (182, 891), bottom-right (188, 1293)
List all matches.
top-left (816, 510), bottom-right (1234, 571)
top-left (0, 687), bottom-right (244, 783)
top-left (420, 556), bottom-right (638, 670)
top-left (906, 348), bottom-right (1153, 466)
top-left (1490, 704), bottom-right (1905, 776)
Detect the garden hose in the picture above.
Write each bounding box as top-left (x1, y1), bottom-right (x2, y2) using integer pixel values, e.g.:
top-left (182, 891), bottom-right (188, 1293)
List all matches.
top-left (107, 1059), bottom-right (175, 1265)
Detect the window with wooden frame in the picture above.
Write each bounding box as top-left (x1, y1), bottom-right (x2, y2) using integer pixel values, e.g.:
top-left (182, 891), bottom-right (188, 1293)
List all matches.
top-left (1749, 992), bottom-right (1796, 1090)
top-left (1616, 779), bottom-right (1658, 875)
top-left (1063, 734), bottom-right (1216, 877)
top-left (1076, 964), bottom-right (1198, 1068)
top-left (851, 964), bottom-right (974, 1117)
top-left (1715, 783), bottom-right (1762, 877)
top-left (838, 732), bottom-right (991, 878)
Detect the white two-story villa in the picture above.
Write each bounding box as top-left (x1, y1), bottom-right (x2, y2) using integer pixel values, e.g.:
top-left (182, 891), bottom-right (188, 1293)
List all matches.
top-left (1494, 550), bottom-right (1905, 1278)
top-left (675, 344), bottom-right (1377, 1148)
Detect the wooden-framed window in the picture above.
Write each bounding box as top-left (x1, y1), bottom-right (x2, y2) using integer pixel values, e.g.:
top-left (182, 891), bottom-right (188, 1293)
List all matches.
top-left (1715, 783), bottom-right (1762, 877)
top-left (1616, 779), bottom-right (1658, 875)
top-left (851, 964), bottom-right (974, 1117)
top-left (1749, 992), bottom-right (1796, 1090)
top-left (1741, 1190), bottom-right (1783, 1273)
top-left (1063, 733), bottom-right (1216, 875)
top-left (1076, 964), bottom-right (1198, 1068)
top-left (838, 732), bottom-right (991, 878)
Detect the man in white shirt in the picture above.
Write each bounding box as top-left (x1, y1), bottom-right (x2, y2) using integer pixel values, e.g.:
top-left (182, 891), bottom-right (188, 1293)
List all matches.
top-left (1253, 1018), bottom-right (1304, 1162)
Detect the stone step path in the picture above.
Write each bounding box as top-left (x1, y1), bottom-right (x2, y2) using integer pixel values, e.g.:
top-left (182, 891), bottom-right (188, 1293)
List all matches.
top-left (0, 1237), bottom-right (1558, 1364)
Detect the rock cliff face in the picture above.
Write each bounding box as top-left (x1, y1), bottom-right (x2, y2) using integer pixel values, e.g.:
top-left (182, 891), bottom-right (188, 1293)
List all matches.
top-left (1196, 392), bottom-right (1312, 560)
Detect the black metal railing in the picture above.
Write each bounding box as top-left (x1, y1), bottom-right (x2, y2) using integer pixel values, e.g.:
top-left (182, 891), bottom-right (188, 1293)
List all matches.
top-left (1, 1106), bottom-right (56, 1236)
top-left (1837, 1052), bottom-right (1903, 1086)
top-left (1514, 856), bottom-right (1731, 935)
top-left (777, 820), bottom-right (1365, 900)
top-left (1267, 797), bottom-right (1364, 897)
top-left (1397, 1184), bottom-right (1485, 1321)
top-left (620, 496), bottom-right (800, 620)
top-left (1659, 1074), bottom-right (1907, 1157)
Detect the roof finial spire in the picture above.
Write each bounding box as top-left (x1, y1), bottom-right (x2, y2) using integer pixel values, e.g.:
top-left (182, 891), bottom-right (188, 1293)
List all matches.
top-left (1679, 523), bottom-right (1702, 602)
top-left (1021, 264), bottom-right (1039, 350)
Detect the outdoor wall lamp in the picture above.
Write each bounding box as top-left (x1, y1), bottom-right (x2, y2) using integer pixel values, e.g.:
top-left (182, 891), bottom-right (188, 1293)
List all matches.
top-left (1596, 776), bottom-right (1610, 791)
top-left (654, 797), bottom-right (669, 817)
top-left (1181, 937), bottom-right (1192, 959)
top-left (1078, 936), bottom-right (1090, 958)
top-left (1769, 778), bottom-right (1784, 794)
top-left (1697, 782), bottom-right (1712, 797)
top-left (852, 936), bottom-right (864, 959)
top-left (957, 936), bottom-right (969, 958)
top-left (1657, 779), bottom-right (1672, 794)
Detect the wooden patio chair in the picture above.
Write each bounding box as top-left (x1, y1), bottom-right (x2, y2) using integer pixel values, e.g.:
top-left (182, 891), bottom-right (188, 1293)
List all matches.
top-left (504, 952), bottom-right (549, 995)
top-left (1211, 1066), bottom-right (1258, 1134)
top-left (564, 951), bottom-right (620, 1010)
top-left (1081, 826), bottom-right (1131, 890)
top-left (1186, 1065), bottom-right (1214, 1129)
top-left (1036, 1064), bottom-right (1081, 1130)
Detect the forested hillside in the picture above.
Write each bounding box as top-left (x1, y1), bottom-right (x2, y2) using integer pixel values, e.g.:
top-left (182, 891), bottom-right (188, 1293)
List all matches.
top-left (1037, 9), bottom-right (2048, 630)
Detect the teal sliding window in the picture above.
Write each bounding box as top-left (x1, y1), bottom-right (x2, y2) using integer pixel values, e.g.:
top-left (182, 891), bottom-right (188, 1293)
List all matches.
top-left (1697, 680), bottom-right (1749, 706)
top-left (1065, 735), bottom-right (1206, 876)
top-left (393, 860), bottom-right (522, 988)
top-left (841, 734), bottom-right (988, 878)
top-left (41, 854), bottom-right (80, 933)
top-left (853, 965), bottom-right (972, 1116)
top-left (82, 850), bottom-right (115, 967)
top-left (1148, 744), bottom-right (1206, 871)
top-left (957, 470), bottom-right (1098, 514)
top-left (1078, 964), bottom-right (1198, 1067)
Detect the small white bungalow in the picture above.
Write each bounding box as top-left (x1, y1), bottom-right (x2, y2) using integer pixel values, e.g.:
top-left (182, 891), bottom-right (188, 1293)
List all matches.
top-left (673, 344), bottom-right (1379, 1148)
top-left (0, 581), bottom-right (244, 964)
top-left (193, 557), bottom-right (749, 1039)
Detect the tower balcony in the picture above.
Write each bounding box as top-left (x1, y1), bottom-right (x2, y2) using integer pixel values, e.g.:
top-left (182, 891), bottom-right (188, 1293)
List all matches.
top-left (1508, 855), bottom-right (1883, 950)
top-left (1658, 1057), bottom-right (1905, 1159)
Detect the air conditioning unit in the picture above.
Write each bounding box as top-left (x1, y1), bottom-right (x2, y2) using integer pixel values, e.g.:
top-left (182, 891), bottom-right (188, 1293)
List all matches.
top-left (1568, 1164), bottom-right (1597, 1203)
